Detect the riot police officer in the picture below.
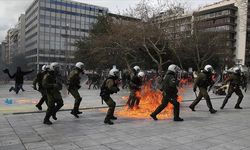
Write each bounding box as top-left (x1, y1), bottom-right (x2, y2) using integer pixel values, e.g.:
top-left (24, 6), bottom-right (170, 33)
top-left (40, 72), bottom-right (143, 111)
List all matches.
top-left (100, 68), bottom-right (120, 125)
top-left (220, 66), bottom-right (244, 109)
top-left (127, 71), bottom-right (145, 109)
top-left (42, 62), bottom-right (64, 125)
top-left (150, 64), bottom-right (184, 121)
top-left (33, 65), bottom-right (49, 110)
top-left (126, 66), bottom-right (140, 107)
top-left (68, 62), bottom-right (84, 118)
top-left (132, 66), bottom-right (140, 77)
top-left (189, 65), bottom-right (217, 114)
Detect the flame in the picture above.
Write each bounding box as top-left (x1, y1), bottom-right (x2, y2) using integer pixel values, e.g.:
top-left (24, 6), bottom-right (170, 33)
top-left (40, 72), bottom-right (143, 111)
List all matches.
top-left (179, 78), bottom-right (193, 88)
top-left (116, 81), bottom-right (183, 120)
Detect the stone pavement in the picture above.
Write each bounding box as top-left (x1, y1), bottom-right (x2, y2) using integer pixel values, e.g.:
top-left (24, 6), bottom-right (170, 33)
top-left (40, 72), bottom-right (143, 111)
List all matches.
top-left (0, 85), bottom-right (250, 150)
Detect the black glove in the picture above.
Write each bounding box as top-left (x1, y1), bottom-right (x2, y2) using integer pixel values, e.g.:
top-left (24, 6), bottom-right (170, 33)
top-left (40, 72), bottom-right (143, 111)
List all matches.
top-left (193, 87), bottom-right (196, 92)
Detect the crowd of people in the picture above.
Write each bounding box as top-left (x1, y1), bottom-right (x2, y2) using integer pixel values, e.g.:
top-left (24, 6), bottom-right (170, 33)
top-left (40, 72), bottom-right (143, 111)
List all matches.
top-left (2, 62), bottom-right (248, 125)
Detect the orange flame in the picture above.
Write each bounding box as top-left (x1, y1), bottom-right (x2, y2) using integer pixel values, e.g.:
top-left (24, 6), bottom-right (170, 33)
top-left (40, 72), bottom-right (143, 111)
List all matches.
top-left (117, 81), bottom-right (183, 120)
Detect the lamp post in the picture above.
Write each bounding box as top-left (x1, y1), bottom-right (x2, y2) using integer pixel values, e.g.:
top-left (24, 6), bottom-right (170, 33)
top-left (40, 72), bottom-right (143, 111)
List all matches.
top-left (65, 23), bottom-right (70, 76)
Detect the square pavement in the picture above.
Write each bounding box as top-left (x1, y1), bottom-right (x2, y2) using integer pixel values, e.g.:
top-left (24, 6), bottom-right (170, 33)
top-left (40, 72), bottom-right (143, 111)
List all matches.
top-left (0, 85), bottom-right (250, 150)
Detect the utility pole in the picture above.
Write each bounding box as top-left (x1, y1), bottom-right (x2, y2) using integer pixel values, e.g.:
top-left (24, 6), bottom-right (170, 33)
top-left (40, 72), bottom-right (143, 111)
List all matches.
top-left (65, 23), bottom-right (69, 76)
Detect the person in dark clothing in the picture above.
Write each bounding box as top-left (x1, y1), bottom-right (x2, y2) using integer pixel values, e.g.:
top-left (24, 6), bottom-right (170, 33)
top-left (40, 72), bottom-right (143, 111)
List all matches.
top-left (100, 67), bottom-right (120, 125)
top-left (189, 65), bottom-right (217, 114)
top-left (87, 74), bottom-right (101, 89)
top-left (220, 67), bottom-right (245, 109)
top-left (33, 65), bottom-right (49, 110)
top-left (3, 67), bottom-right (34, 94)
top-left (127, 71), bottom-right (145, 109)
top-left (150, 64), bottom-right (184, 121)
top-left (42, 62), bottom-right (64, 125)
top-left (68, 62), bottom-right (84, 118)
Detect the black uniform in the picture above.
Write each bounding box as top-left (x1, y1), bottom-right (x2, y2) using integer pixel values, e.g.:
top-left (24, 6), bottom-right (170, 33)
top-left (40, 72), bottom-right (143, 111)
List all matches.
top-left (221, 72), bottom-right (245, 109)
top-left (127, 75), bottom-right (143, 109)
top-left (33, 70), bottom-right (48, 110)
top-left (189, 70), bottom-right (217, 113)
top-left (150, 71), bottom-right (183, 121)
top-left (100, 76), bottom-right (120, 125)
top-left (42, 70), bottom-right (64, 125)
top-left (4, 67), bottom-right (33, 94)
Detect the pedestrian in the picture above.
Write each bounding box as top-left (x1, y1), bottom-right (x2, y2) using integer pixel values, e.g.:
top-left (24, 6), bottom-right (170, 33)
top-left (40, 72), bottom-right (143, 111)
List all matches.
top-left (127, 71), bottom-right (145, 109)
top-left (33, 65), bottom-right (49, 110)
top-left (100, 67), bottom-right (120, 125)
top-left (3, 67), bottom-right (34, 94)
top-left (220, 66), bottom-right (245, 109)
top-left (42, 62), bottom-right (64, 125)
top-left (150, 64), bottom-right (184, 121)
top-left (189, 65), bottom-right (217, 114)
top-left (68, 62), bottom-right (84, 118)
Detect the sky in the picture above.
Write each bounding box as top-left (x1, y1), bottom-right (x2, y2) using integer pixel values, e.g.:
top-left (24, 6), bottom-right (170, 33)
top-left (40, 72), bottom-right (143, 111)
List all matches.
top-left (0, 0), bottom-right (220, 42)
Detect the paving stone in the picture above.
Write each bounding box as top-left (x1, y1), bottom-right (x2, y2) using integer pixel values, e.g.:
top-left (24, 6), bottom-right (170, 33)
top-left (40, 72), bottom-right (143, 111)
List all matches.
top-left (53, 143), bottom-right (80, 150)
top-left (0, 144), bottom-right (26, 150)
top-left (24, 141), bottom-right (50, 149)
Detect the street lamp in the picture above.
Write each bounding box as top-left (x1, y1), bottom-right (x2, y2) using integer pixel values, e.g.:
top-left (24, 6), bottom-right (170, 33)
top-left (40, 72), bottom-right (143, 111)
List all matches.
top-left (65, 23), bottom-right (70, 76)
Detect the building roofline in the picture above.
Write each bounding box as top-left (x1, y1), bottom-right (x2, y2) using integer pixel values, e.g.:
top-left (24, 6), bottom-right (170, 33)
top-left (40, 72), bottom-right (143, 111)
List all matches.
top-left (194, 4), bottom-right (237, 15)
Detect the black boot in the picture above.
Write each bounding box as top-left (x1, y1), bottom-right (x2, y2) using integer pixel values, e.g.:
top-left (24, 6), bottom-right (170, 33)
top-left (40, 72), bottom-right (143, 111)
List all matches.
top-left (71, 109), bottom-right (79, 118)
top-left (43, 116), bottom-right (52, 125)
top-left (52, 114), bottom-right (57, 120)
top-left (43, 119), bottom-right (52, 125)
top-left (189, 105), bottom-right (195, 111)
top-left (104, 118), bottom-right (114, 125)
top-left (174, 117), bottom-right (184, 121)
top-left (209, 109), bottom-right (217, 114)
top-left (9, 87), bottom-right (13, 92)
top-left (235, 105), bottom-right (243, 109)
top-left (76, 110), bottom-right (83, 114)
top-left (36, 104), bottom-right (42, 111)
top-left (150, 114), bottom-right (158, 121)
